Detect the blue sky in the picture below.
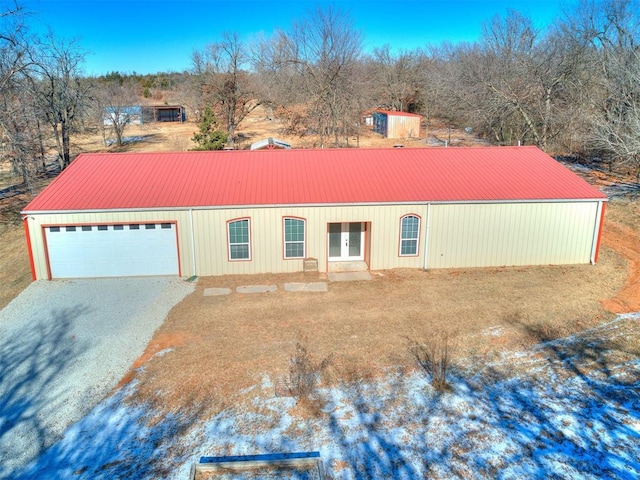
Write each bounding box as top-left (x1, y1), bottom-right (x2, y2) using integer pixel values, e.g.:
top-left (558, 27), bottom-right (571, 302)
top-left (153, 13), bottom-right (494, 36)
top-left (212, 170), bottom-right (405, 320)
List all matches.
top-left (23, 0), bottom-right (569, 76)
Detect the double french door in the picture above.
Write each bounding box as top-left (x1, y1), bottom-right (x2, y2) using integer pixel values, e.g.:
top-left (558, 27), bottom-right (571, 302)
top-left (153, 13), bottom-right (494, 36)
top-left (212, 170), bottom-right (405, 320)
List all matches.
top-left (328, 222), bottom-right (364, 261)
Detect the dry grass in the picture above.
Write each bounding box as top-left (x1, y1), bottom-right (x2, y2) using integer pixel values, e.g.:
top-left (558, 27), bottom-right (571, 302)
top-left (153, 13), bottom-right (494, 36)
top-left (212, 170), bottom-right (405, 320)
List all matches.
top-left (606, 197), bottom-right (640, 231)
top-left (0, 225), bottom-right (31, 310)
top-left (131, 244), bottom-right (626, 413)
top-left (409, 327), bottom-right (459, 391)
top-left (72, 122), bottom-right (197, 154)
top-left (0, 172), bottom-right (53, 310)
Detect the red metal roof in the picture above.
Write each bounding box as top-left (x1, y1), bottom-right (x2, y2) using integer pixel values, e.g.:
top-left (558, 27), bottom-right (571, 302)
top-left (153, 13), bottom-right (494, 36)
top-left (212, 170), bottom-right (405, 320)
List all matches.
top-left (23, 147), bottom-right (606, 213)
top-left (374, 110), bottom-right (422, 117)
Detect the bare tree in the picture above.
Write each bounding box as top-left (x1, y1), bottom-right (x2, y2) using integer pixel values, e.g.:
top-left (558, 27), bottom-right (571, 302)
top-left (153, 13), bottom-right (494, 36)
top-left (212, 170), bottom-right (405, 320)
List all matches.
top-left (192, 32), bottom-right (260, 147)
top-left (32, 33), bottom-right (90, 169)
top-left (424, 11), bottom-right (587, 150)
top-left (93, 79), bottom-right (139, 147)
top-left (0, 2), bottom-right (25, 86)
top-left (1, 84), bottom-right (42, 193)
top-left (423, 42), bottom-right (522, 144)
top-left (0, 1), bottom-right (42, 191)
top-left (251, 31), bottom-right (294, 113)
top-left (476, 11), bottom-right (562, 148)
top-left (252, 31), bottom-right (311, 136)
top-left (570, 0), bottom-right (640, 175)
top-left (414, 44), bottom-right (453, 131)
top-left (259, 6), bottom-right (364, 147)
top-left (591, 49), bottom-right (640, 176)
top-left (369, 45), bottom-right (421, 112)
top-left (295, 6), bottom-right (363, 147)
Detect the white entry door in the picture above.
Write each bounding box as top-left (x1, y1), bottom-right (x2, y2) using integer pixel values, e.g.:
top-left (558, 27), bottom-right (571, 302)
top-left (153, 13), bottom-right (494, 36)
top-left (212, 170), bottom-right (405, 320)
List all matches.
top-left (328, 222), bottom-right (364, 261)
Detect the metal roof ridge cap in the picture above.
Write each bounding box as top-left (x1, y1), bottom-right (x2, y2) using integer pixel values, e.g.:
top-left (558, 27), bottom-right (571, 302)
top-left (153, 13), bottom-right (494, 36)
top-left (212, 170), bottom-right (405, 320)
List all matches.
top-left (75, 145), bottom-right (530, 155)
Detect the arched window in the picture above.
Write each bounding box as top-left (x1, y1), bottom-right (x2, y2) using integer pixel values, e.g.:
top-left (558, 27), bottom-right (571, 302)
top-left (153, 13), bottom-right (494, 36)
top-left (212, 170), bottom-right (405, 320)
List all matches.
top-left (227, 218), bottom-right (251, 260)
top-left (399, 215), bottom-right (420, 256)
top-left (283, 217), bottom-right (305, 259)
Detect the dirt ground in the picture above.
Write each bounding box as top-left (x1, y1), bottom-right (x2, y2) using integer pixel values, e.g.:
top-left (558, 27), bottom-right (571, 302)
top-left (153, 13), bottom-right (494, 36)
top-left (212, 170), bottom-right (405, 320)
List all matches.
top-left (68, 104), bottom-right (485, 155)
top-left (0, 225), bottom-right (32, 309)
top-left (0, 175), bottom-right (55, 310)
top-left (601, 200), bottom-right (640, 312)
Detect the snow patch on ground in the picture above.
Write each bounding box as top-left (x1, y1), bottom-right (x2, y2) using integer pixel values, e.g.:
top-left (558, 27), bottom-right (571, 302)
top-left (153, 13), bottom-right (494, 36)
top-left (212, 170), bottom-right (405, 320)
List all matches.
top-left (10, 316), bottom-right (640, 479)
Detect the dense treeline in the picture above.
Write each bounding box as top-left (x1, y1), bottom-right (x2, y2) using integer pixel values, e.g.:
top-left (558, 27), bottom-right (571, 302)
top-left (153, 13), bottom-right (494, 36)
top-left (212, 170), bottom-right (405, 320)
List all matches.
top-left (2, 0), bottom-right (640, 191)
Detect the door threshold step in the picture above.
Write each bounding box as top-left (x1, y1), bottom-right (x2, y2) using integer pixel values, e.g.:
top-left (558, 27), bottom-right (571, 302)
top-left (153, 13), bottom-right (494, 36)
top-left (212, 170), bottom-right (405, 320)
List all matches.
top-left (328, 271), bottom-right (372, 282)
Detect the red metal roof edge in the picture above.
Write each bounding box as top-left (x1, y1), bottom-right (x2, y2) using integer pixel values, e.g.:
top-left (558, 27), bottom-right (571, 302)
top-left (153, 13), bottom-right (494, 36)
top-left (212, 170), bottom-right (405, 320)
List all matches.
top-left (22, 146), bottom-right (607, 213)
top-left (374, 110), bottom-right (422, 117)
top-left (63, 144), bottom-right (512, 157)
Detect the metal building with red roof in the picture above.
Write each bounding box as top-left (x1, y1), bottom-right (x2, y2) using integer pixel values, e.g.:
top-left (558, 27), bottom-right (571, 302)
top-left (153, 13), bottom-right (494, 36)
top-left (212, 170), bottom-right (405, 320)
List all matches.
top-left (22, 146), bottom-right (606, 280)
top-left (372, 110), bottom-right (422, 138)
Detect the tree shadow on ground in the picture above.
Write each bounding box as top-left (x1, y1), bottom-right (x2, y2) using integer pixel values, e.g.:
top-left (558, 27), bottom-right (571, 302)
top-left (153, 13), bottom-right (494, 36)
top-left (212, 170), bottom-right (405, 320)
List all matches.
top-left (444, 315), bottom-right (640, 478)
top-left (13, 388), bottom-right (209, 480)
top-left (305, 317), bottom-right (640, 478)
top-left (324, 372), bottom-right (439, 479)
top-left (0, 306), bottom-right (89, 478)
top-left (105, 133), bottom-right (163, 151)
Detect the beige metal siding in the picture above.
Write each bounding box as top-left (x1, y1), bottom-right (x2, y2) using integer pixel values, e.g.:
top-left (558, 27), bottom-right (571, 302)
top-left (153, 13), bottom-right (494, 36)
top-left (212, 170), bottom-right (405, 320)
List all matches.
top-left (26, 205), bottom-right (429, 279)
top-left (427, 202), bottom-right (599, 268)
top-left (387, 115), bottom-right (421, 139)
top-left (191, 205), bottom-right (427, 276)
top-left (25, 201), bottom-right (600, 280)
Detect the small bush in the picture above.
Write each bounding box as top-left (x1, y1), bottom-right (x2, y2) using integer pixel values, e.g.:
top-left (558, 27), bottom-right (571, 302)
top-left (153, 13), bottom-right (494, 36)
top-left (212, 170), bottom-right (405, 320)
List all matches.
top-left (287, 336), bottom-right (332, 404)
top-left (410, 328), bottom-right (459, 392)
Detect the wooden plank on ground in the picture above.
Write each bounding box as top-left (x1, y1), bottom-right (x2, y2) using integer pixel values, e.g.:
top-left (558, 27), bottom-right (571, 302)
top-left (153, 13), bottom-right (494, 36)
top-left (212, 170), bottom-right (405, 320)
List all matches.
top-left (192, 451), bottom-right (324, 478)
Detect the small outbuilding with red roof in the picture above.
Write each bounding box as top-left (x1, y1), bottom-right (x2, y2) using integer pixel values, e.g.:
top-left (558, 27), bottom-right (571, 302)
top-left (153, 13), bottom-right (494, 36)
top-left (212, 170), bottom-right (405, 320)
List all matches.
top-left (21, 146), bottom-right (606, 280)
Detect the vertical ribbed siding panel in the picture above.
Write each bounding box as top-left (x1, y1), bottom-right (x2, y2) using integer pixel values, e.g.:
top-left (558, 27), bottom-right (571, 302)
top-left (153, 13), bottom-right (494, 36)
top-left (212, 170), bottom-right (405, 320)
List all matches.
top-left (192, 210), bottom-right (215, 277)
top-left (254, 210), bottom-right (267, 272)
top-left (27, 201), bottom-right (598, 279)
top-left (427, 202), bottom-right (599, 269)
top-left (387, 116), bottom-right (420, 139)
top-left (189, 205), bottom-right (428, 276)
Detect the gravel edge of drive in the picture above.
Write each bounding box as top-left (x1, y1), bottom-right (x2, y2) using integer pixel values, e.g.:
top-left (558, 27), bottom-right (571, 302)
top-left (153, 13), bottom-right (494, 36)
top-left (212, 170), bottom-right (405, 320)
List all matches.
top-left (0, 276), bottom-right (195, 477)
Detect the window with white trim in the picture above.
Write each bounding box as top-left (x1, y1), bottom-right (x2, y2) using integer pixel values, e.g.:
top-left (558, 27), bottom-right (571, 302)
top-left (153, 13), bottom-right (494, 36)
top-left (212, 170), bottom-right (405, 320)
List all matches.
top-left (400, 215), bottom-right (420, 256)
top-left (228, 218), bottom-right (251, 260)
top-left (284, 217), bottom-right (305, 259)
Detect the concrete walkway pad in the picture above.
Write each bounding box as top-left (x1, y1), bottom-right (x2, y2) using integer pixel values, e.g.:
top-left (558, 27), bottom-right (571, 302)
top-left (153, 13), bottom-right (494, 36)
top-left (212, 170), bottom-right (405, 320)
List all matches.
top-left (284, 282), bottom-right (328, 292)
top-left (328, 271), bottom-right (372, 282)
top-left (236, 285), bottom-right (278, 294)
top-left (203, 287), bottom-right (232, 296)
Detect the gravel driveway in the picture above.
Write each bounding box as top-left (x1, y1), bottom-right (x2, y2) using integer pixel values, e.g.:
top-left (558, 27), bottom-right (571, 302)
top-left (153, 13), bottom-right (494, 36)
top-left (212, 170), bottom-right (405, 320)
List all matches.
top-left (0, 277), bottom-right (194, 477)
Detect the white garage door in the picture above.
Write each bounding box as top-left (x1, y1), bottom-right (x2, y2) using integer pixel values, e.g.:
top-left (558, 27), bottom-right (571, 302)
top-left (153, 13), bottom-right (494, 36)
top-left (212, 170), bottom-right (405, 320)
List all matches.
top-left (45, 223), bottom-right (179, 278)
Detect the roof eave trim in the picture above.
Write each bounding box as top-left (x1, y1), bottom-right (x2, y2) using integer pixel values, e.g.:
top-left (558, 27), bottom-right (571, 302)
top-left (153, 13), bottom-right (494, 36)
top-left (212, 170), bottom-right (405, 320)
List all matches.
top-left (21, 197), bottom-right (607, 215)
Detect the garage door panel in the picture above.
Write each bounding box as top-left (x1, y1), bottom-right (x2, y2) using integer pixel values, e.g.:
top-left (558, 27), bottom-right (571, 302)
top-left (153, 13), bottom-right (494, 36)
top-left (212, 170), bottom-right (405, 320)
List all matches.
top-left (45, 223), bottom-right (179, 278)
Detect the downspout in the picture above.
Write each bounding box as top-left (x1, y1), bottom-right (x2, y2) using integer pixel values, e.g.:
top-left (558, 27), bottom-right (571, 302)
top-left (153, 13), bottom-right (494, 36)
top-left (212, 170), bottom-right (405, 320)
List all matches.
top-left (590, 201), bottom-right (605, 265)
top-left (423, 203), bottom-right (431, 271)
top-left (189, 208), bottom-right (197, 276)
